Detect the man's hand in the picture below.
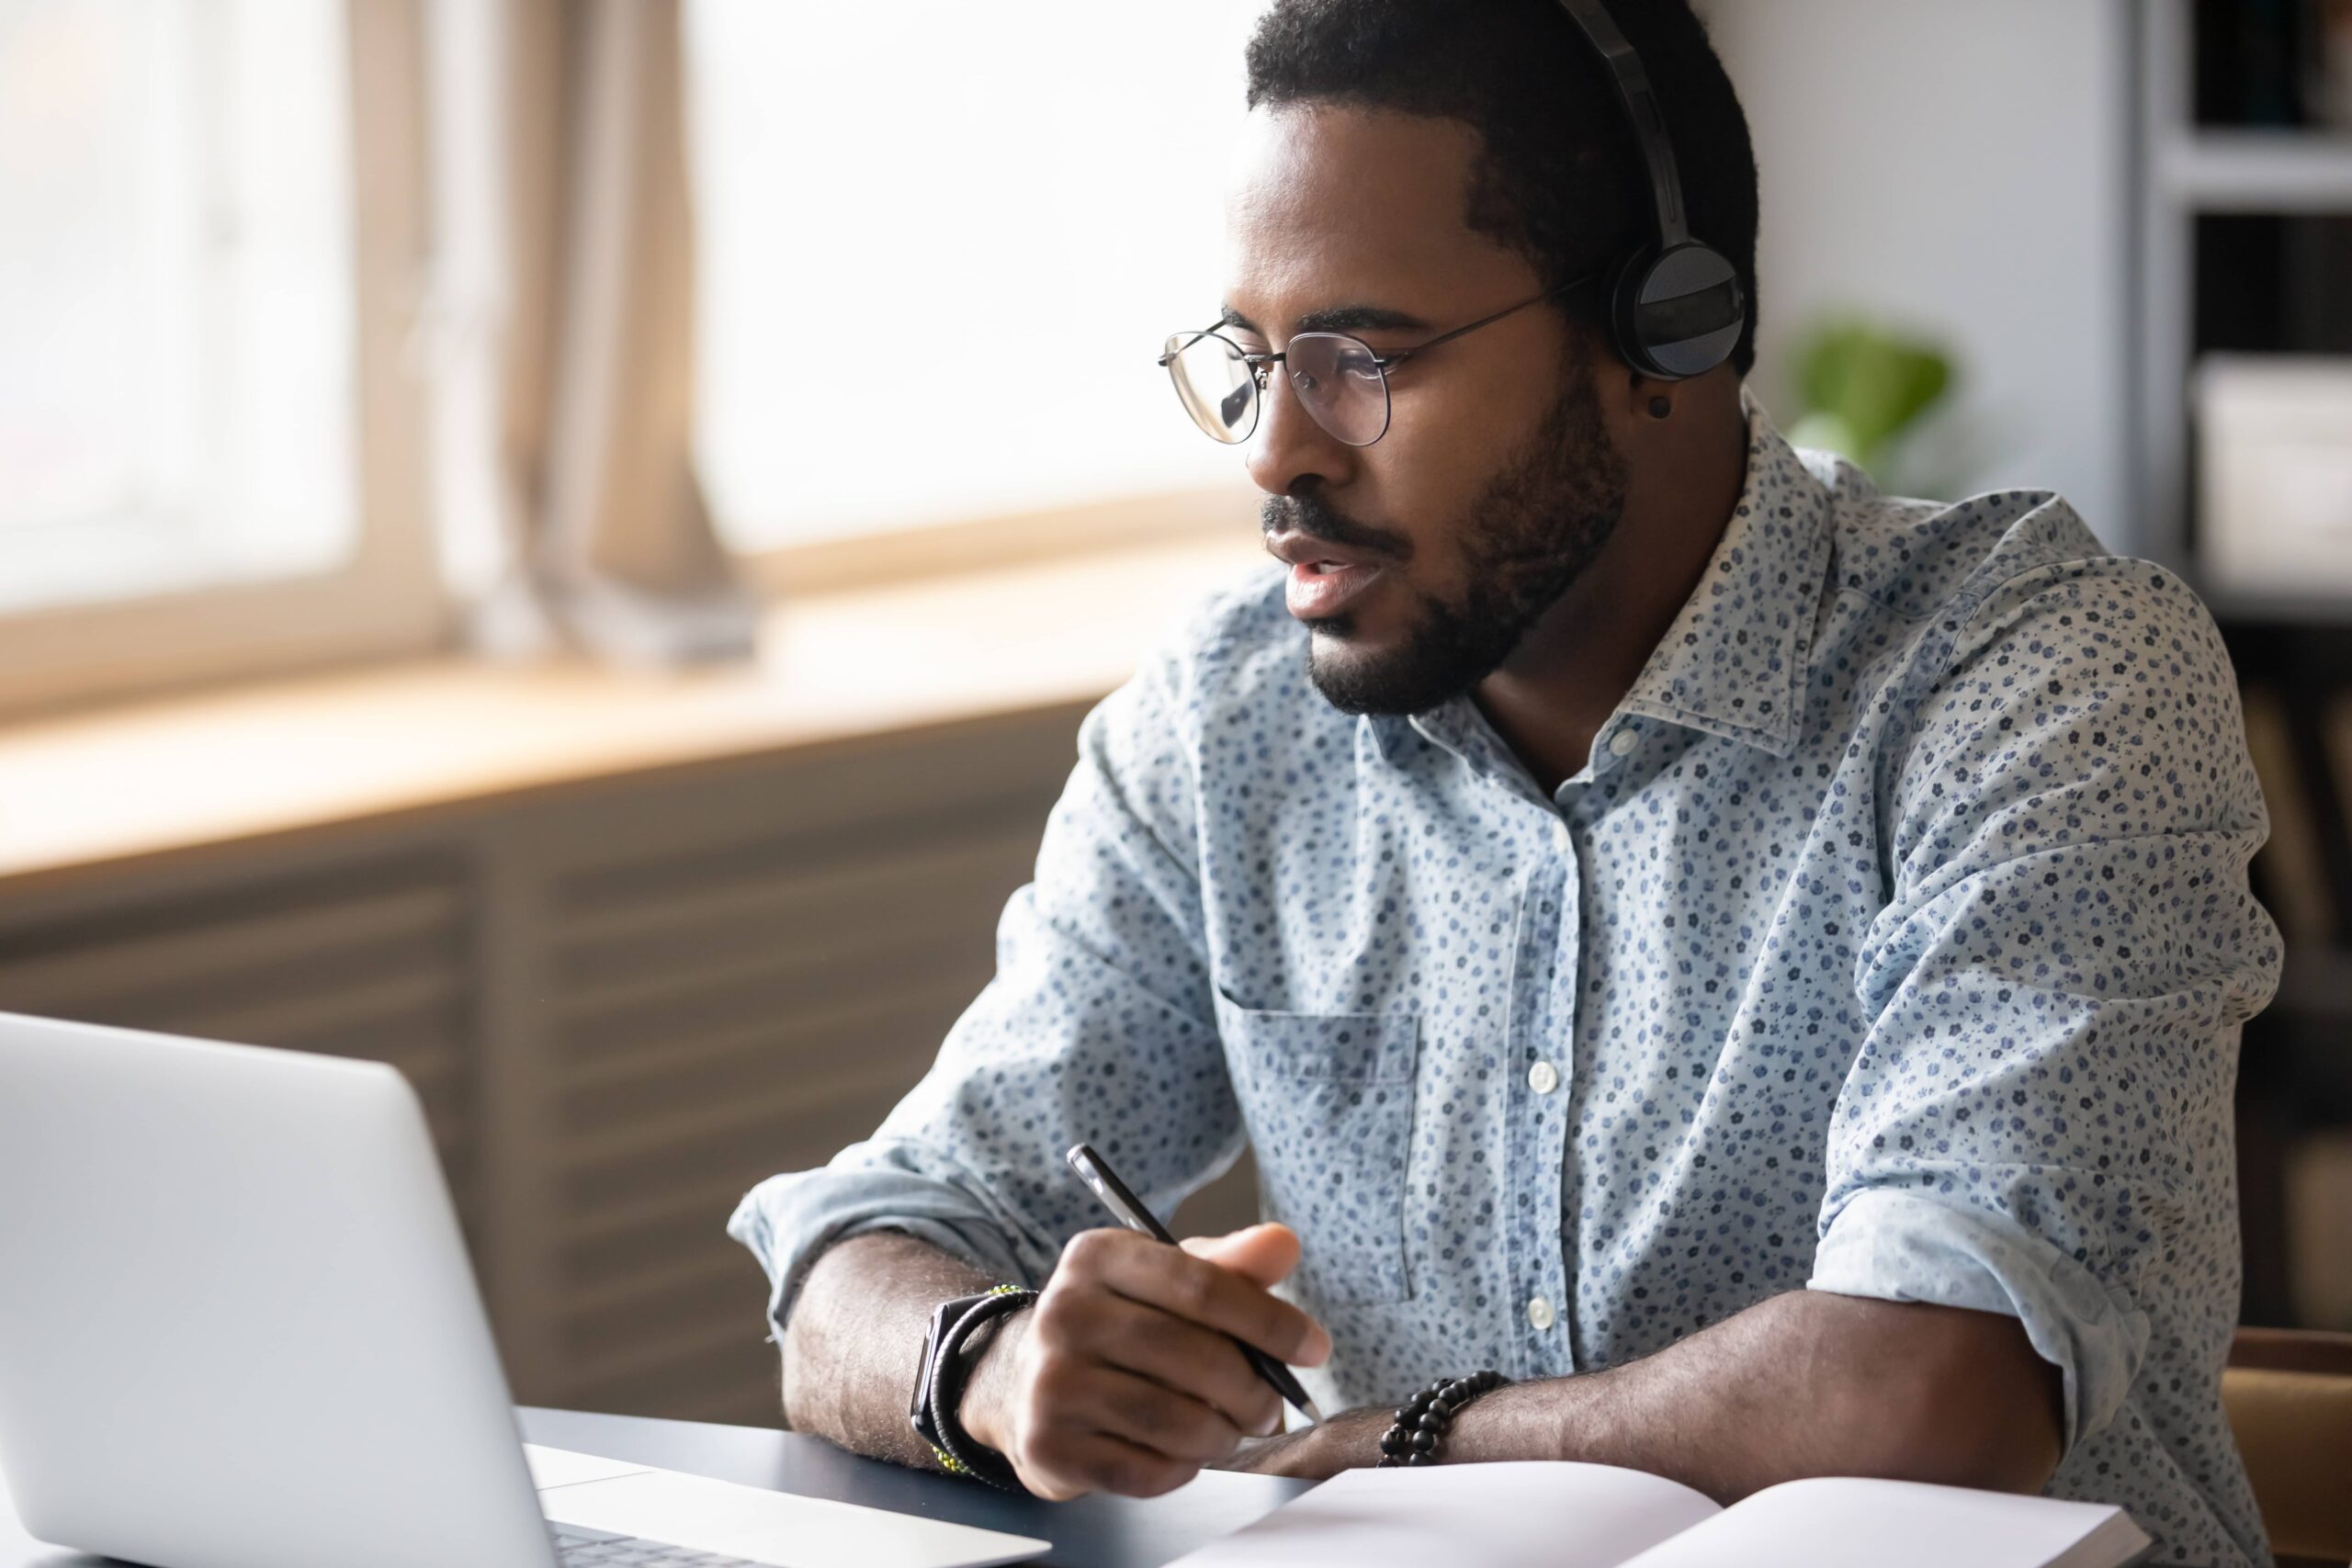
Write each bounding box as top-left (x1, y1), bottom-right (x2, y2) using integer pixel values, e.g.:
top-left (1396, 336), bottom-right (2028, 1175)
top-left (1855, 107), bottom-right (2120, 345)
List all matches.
top-left (960, 1223), bottom-right (1332, 1500)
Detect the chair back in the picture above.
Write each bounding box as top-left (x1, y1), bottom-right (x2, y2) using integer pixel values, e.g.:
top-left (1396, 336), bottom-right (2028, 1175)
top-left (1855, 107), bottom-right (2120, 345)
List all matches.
top-left (2222, 1326), bottom-right (2352, 1566)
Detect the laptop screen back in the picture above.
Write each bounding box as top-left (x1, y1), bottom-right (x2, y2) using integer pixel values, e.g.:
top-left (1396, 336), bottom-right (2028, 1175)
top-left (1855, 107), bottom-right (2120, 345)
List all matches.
top-left (0, 1012), bottom-right (557, 1568)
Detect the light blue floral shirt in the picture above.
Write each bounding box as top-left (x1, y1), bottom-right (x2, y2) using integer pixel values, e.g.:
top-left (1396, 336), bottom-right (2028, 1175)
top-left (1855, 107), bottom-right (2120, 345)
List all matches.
top-left (731, 393), bottom-right (2279, 1567)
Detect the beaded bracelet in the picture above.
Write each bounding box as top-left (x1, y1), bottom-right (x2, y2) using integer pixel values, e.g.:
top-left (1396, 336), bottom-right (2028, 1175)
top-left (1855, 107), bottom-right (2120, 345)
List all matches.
top-left (1376, 1368), bottom-right (1508, 1467)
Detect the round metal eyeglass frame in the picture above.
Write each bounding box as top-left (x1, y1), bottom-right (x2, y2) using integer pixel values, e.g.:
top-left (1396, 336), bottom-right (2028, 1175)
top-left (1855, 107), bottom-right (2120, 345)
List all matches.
top-left (1157, 270), bottom-right (1600, 448)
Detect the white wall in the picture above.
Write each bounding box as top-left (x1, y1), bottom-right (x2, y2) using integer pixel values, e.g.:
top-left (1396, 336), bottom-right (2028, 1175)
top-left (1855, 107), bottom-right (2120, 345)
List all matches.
top-left (1700, 1), bottom-right (2138, 550)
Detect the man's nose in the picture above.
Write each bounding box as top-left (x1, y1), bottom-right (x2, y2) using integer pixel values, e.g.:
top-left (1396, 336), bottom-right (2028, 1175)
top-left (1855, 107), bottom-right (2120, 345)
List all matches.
top-left (1245, 364), bottom-right (1356, 498)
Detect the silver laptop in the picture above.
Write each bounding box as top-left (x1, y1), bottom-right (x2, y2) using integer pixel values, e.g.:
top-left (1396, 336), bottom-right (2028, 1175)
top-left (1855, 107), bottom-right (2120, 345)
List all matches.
top-left (0, 1011), bottom-right (1046, 1568)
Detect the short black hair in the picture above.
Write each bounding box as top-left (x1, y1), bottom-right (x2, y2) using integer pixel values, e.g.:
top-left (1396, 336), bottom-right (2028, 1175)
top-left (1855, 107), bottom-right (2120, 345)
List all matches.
top-left (1245, 0), bottom-right (1760, 378)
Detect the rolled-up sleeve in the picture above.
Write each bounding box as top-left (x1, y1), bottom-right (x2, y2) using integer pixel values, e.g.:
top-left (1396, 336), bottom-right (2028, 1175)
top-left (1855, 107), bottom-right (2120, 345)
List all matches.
top-left (1814, 559), bottom-right (2281, 1455)
top-left (727, 640), bottom-right (1243, 1341)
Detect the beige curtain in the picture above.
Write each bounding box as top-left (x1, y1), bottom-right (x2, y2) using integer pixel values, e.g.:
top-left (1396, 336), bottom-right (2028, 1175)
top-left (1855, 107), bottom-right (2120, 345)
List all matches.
top-left (477, 0), bottom-right (756, 665)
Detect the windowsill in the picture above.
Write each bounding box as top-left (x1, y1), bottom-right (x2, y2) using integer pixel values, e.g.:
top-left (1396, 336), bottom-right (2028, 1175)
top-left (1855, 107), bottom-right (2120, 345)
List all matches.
top-left (744, 484), bottom-right (1256, 598)
top-left (0, 528), bottom-right (1269, 892)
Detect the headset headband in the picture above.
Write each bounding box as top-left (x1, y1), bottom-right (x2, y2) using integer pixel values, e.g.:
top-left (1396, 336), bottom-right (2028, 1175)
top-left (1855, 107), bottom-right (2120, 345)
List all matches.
top-left (1552, 0), bottom-right (1690, 246)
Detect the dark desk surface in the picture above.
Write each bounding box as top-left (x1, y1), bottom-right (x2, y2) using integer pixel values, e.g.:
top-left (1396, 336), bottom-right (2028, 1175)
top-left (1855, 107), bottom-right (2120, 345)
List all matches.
top-left (0, 1406), bottom-right (1313, 1568)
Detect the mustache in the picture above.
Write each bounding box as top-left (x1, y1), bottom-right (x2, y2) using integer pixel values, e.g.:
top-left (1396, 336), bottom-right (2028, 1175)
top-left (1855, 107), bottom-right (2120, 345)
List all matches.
top-left (1259, 492), bottom-right (1414, 564)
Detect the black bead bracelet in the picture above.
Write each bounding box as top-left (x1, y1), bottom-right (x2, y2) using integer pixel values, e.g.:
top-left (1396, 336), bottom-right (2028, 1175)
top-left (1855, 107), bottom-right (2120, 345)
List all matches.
top-left (1375, 1368), bottom-right (1508, 1467)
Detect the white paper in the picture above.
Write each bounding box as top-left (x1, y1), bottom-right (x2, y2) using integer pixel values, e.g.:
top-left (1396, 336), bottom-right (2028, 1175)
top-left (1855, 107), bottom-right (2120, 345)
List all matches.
top-left (1163, 1461), bottom-right (1721, 1568)
top-left (1618, 1477), bottom-right (2150, 1568)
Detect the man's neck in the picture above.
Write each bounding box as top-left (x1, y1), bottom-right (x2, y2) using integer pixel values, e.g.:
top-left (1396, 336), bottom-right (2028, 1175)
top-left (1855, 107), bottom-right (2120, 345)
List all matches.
top-left (1471, 384), bottom-right (1752, 796)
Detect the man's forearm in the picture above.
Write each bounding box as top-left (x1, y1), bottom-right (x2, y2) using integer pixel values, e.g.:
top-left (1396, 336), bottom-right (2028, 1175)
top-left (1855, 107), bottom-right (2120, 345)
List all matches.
top-left (792, 1235), bottom-right (2064, 1502)
top-left (780, 1231), bottom-right (998, 1466)
top-left (1441, 1292), bottom-right (2064, 1501)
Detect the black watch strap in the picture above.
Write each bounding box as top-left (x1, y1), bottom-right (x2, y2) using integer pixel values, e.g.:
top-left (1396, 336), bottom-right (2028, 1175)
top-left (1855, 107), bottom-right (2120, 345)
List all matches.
top-left (910, 1285), bottom-right (1036, 1491)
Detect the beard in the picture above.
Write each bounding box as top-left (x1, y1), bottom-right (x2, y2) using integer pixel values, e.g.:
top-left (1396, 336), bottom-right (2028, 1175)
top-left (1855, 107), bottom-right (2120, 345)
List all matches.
top-left (1268, 361), bottom-right (1631, 717)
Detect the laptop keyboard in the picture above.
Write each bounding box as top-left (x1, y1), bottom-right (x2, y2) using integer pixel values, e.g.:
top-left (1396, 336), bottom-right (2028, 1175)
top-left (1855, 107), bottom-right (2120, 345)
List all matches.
top-left (552, 1523), bottom-right (770, 1568)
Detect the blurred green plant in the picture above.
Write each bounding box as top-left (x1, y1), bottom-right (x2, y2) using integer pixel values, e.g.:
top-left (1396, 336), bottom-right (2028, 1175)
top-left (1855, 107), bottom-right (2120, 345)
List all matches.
top-left (1784, 319), bottom-right (1955, 484)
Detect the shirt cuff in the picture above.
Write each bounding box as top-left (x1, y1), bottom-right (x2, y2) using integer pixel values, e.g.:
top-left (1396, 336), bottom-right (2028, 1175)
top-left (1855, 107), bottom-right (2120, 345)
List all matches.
top-left (1805, 1186), bottom-right (2151, 1455)
top-left (725, 1140), bottom-right (1042, 1345)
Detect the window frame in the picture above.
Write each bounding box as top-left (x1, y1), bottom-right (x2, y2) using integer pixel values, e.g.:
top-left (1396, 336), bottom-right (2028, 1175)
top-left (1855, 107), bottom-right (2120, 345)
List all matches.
top-left (0, 0), bottom-right (445, 718)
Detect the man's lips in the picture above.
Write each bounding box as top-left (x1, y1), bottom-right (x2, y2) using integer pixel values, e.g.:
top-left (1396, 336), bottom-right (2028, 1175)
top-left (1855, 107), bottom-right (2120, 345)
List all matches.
top-left (1267, 533), bottom-right (1388, 621)
top-left (1263, 529), bottom-right (1383, 573)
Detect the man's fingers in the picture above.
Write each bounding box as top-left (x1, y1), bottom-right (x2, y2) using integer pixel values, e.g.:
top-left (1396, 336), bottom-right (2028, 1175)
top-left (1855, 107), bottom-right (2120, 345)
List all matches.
top-left (1178, 1222), bottom-right (1302, 1292)
top-left (1013, 1423), bottom-right (1198, 1501)
top-left (1067, 1366), bottom-right (1249, 1465)
top-left (1066, 1295), bottom-right (1283, 1437)
top-left (1075, 1228), bottom-right (1331, 1367)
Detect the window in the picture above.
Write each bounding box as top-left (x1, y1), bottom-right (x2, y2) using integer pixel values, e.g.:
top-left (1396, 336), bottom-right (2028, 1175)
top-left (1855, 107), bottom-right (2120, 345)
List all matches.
top-left (683, 2), bottom-right (1267, 556)
top-left (0, 0), bottom-right (356, 612)
top-left (0, 0), bottom-right (437, 711)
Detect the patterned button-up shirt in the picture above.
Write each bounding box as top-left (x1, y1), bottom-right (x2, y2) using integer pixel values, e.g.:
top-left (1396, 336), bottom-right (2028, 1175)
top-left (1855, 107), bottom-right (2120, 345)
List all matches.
top-left (731, 392), bottom-right (2280, 1567)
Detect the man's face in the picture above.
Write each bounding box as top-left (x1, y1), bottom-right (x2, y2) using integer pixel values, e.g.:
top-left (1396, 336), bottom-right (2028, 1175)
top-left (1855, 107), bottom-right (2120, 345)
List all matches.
top-left (1222, 104), bottom-right (1630, 716)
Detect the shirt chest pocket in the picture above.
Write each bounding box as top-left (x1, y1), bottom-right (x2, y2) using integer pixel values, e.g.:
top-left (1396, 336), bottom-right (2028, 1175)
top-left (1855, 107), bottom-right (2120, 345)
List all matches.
top-left (1214, 994), bottom-right (1417, 1307)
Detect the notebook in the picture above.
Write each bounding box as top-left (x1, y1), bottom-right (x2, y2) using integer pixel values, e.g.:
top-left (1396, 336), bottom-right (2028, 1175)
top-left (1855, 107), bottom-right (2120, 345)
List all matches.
top-left (1167, 1462), bottom-right (2153, 1568)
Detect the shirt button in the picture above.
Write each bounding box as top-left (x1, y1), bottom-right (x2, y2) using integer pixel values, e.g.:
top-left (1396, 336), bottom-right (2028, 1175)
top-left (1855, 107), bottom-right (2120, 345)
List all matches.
top-left (1527, 1295), bottom-right (1556, 1331)
top-left (1608, 728), bottom-right (1638, 757)
top-left (1528, 1060), bottom-right (1560, 1095)
top-left (1552, 819), bottom-right (1572, 852)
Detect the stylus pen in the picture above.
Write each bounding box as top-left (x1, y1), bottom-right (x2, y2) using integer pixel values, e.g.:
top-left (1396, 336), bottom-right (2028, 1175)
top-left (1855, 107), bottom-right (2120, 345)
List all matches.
top-left (1064, 1142), bottom-right (1326, 1426)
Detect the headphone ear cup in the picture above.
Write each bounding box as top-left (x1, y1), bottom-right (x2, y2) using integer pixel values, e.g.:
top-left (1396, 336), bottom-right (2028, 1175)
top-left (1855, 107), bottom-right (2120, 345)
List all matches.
top-left (1606, 245), bottom-right (1660, 378)
top-left (1612, 242), bottom-right (1746, 382)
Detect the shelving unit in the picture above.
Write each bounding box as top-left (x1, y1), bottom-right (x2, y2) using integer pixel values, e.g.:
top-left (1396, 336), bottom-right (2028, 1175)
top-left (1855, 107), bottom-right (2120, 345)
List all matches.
top-left (2133, 1), bottom-right (2352, 581)
top-left (2134, 0), bottom-right (2352, 1331)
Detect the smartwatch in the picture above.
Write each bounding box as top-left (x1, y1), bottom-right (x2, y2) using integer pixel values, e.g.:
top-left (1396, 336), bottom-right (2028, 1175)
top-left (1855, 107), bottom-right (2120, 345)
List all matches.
top-left (909, 1284), bottom-right (1036, 1491)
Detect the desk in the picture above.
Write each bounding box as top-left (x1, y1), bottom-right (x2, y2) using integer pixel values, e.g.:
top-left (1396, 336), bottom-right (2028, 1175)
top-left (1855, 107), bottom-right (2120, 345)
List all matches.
top-left (0, 1407), bottom-right (1313, 1568)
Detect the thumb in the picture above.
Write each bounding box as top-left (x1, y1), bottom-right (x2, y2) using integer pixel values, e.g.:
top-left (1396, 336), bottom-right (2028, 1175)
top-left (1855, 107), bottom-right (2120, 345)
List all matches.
top-left (1179, 1222), bottom-right (1303, 1292)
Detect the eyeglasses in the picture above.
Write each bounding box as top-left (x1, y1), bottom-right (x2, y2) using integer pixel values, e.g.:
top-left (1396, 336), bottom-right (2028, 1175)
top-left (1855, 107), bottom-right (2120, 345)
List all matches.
top-left (1157, 272), bottom-right (1597, 448)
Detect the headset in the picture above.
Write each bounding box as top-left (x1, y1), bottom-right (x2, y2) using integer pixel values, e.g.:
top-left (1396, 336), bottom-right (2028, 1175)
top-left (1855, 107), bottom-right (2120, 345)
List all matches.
top-left (1552, 0), bottom-right (1746, 381)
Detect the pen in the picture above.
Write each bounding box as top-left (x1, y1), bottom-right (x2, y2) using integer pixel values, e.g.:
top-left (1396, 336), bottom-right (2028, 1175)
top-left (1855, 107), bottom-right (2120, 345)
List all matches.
top-left (1064, 1142), bottom-right (1326, 1427)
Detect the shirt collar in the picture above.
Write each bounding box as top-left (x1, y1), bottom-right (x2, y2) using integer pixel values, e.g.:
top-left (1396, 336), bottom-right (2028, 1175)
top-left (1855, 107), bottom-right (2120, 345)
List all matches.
top-left (1612, 387), bottom-right (1832, 758)
top-left (1374, 387), bottom-right (1833, 771)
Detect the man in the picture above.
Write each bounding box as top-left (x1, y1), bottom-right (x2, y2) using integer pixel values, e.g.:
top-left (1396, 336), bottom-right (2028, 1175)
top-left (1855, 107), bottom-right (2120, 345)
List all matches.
top-left (730, 5), bottom-right (2279, 1564)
